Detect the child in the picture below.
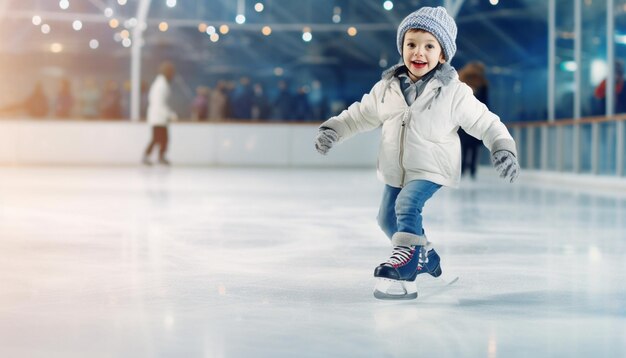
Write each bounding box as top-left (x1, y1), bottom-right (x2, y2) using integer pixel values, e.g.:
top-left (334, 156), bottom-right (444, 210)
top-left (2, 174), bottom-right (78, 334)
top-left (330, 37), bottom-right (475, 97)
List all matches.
top-left (314, 6), bottom-right (519, 300)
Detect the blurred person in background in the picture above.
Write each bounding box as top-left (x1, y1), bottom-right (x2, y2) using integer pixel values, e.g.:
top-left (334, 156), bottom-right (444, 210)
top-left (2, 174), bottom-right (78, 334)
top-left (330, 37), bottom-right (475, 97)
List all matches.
top-left (208, 80), bottom-right (228, 121)
top-left (0, 81), bottom-right (49, 118)
top-left (79, 77), bottom-right (100, 119)
top-left (251, 83), bottom-right (270, 120)
top-left (272, 80), bottom-right (294, 121)
top-left (191, 85), bottom-right (209, 121)
top-left (594, 59), bottom-right (626, 114)
top-left (231, 76), bottom-right (254, 120)
top-left (457, 61), bottom-right (488, 180)
top-left (100, 80), bottom-right (123, 119)
top-left (309, 79), bottom-right (329, 121)
top-left (225, 80), bottom-right (236, 118)
top-left (143, 61), bottom-right (178, 166)
top-left (54, 77), bottom-right (74, 118)
top-left (293, 86), bottom-right (312, 121)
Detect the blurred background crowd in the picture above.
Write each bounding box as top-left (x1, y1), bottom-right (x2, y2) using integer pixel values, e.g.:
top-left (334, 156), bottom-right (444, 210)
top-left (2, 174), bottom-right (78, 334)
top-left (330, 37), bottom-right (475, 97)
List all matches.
top-left (0, 75), bottom-right (334, 122)
top-left (0, 0), bottom-right (626, 124)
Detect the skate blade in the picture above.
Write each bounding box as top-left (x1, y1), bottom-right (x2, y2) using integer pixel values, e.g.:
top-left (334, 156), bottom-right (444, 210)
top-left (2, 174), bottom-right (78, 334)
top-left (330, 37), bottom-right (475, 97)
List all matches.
top-left (437, 274), bottom-right (459, 286)
top-left (445, 276), bottom-right (459, 285)
top-left (373, 279), bottom-right (417, 300)
top-left (414, 275), bottom-right (460, 301)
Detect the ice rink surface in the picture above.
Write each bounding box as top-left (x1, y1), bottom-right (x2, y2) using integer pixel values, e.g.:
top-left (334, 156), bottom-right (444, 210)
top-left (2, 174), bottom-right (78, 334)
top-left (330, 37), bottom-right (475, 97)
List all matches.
top-left (0, 166), bottom-right (625, 358)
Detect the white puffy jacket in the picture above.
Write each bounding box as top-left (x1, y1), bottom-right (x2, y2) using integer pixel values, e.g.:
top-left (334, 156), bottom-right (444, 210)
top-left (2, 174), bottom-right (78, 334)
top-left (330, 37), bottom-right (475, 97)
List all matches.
top-left (320, 63), bottom-right (517, 188)
top-left (147, 75), bottom-right (176, 126)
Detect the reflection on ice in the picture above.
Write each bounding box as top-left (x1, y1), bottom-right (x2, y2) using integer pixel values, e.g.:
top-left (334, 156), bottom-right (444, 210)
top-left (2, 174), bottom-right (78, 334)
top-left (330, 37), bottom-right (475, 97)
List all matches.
top-left (0, 167), bottom-right (624, 357)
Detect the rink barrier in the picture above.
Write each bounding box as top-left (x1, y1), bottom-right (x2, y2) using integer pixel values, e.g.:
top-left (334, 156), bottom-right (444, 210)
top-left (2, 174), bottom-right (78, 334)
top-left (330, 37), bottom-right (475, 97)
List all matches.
top-left (507, 114), bottom-right (626, 177)
top-left (3, 115), bottom-right (625, 178)
top-left (0, 119), bottom-right (380, 167)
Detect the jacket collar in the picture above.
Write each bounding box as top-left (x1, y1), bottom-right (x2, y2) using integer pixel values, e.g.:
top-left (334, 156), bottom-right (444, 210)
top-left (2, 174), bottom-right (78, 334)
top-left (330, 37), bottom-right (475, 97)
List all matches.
top-left (381, 61), bottom-right (457, 87)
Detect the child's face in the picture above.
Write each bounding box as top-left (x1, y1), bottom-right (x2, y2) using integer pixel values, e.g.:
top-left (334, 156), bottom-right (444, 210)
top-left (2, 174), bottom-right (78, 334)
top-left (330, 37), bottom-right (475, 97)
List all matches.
top-left (402, 29), bottom-right (445, 81)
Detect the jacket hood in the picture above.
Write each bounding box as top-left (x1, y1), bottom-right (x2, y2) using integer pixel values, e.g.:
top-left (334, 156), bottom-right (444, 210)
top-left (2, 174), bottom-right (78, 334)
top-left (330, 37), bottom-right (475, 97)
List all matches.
top-left (381, 61), bottom-right (457, 86)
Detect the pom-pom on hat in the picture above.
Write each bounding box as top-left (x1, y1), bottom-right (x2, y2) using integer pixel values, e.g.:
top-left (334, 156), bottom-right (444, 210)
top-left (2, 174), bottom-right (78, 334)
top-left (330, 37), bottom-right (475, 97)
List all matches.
top-left (396, 6), bottom-right (457, 62)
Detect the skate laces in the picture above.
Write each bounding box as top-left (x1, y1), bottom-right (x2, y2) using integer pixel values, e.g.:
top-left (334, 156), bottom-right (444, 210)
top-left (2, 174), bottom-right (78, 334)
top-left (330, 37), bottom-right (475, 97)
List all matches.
top-left (416, 247), bottom-right (429, 270)
top-left (386, 246), bottom-right (414, 267)
top-left (419, 248), bottom-right (428, 264)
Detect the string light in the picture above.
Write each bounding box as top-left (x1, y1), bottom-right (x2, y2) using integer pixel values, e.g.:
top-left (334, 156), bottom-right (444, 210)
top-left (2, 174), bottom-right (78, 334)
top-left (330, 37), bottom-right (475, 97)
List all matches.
top-left (125, 18), bottom-right (138, 28)
top-left (50, 43), bottom-right (63, 53)
top-left (302, 27), bottom-right (312, 42)
top-left (72, 20), bottom-right (82, 31)
top-left (333, 6), bottom-right (342, 23)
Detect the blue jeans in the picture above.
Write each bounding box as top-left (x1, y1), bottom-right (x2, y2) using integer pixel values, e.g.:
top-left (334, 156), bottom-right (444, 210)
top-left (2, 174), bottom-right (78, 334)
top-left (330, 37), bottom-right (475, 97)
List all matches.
top-left (377, 180), bottom-right (442, 239)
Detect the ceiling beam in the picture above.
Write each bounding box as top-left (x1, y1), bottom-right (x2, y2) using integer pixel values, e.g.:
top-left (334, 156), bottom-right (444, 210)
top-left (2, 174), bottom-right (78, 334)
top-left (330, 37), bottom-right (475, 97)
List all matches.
top-left (3, 10), bottom-right (396, 31)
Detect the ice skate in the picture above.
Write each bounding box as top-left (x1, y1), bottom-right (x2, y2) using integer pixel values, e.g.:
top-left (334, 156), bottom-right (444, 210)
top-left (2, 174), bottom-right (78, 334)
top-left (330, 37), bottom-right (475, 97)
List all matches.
top-left (142, 156), bottom-right (153, 166)
top-left (158, 157), bottom-right (171, 166)
top-left (373, 232), bottom-right (441, 300)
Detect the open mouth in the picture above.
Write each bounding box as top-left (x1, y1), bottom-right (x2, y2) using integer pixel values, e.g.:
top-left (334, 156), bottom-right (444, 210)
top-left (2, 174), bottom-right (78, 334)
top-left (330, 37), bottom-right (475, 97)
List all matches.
top-left (411, 61), bottom-right (427, 69)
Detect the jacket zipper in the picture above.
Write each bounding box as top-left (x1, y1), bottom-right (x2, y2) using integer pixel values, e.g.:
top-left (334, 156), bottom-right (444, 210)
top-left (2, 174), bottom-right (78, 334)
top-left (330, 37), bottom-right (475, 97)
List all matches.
top-left (392, 80), bottom-right (440, 188)
top-left (398, 109), bottom-right (410, 187)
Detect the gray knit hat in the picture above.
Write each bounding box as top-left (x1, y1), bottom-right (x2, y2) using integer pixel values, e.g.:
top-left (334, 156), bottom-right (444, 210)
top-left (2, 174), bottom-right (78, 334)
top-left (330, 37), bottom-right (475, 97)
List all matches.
top-left (396, 6), bottom-right (457, 62)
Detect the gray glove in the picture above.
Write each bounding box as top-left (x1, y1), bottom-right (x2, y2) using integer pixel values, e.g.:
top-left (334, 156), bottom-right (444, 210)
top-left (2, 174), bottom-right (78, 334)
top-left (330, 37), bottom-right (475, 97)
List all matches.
top-left (491, 150), bottom-right (519, 183)
top-left (314, 128), bottom-right (339, 155)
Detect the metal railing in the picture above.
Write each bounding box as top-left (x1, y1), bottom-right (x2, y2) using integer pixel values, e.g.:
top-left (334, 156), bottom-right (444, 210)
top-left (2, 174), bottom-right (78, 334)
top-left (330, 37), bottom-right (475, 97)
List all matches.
top-left (507, 115), bottom-right (626, 177)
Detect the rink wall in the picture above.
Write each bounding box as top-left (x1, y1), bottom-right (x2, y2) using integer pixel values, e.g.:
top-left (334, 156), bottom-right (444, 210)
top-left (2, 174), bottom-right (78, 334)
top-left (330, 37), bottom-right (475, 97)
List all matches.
top-left (0, 119), bottom-right (379, 167)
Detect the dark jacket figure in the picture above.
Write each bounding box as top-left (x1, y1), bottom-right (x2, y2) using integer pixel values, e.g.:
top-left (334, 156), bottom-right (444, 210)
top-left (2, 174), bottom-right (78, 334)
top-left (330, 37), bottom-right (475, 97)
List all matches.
top-left (293, 86), bottom-right (312, 121)
top-left (251, 83), bottom-right (270, 120)
top-left (272, 80), bottom-right (294, 121)
top-left (231, 77), bottom-right (254, 120)
top-left (457, 62), bottom-right (488, 179)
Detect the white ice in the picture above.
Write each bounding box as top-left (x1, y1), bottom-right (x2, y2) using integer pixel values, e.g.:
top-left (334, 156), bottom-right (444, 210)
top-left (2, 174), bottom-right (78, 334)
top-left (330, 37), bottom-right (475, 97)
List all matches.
top-left (0, 166), bottom-right (625, 357)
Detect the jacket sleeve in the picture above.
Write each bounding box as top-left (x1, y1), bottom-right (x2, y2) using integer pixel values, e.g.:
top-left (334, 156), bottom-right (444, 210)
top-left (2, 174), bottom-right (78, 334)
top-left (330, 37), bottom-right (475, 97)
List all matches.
top-left (318, 81), bottom-right (384, 141)
top-left (453, 83), bottom-right (517, 156)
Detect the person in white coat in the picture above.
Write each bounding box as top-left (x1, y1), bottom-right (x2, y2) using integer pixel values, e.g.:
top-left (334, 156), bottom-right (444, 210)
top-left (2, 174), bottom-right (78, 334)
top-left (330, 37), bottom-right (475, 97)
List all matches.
top-left (314, 6), bottom-right (520, 300)
top-left (143, 61), bottom-right (177, 165)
